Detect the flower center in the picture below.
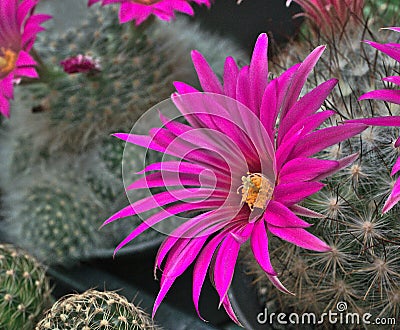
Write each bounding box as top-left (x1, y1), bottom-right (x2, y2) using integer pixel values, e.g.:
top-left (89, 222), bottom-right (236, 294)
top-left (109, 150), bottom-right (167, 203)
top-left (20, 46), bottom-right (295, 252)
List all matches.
top-left (0, 48), bottom-right (18, 77)
top-left (238, 173), bottom-right (274, 211)
top-left (132, 0), bottom-right (162, 4)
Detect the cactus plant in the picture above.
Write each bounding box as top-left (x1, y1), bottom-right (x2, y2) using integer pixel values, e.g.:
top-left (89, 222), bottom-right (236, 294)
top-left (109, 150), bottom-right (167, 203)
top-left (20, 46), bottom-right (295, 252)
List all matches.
top-left (242, 0), bottom-right (400, 327)
top-left (22, 182), bottom-right (110, 264)
top-left (19, 4), bottom-right (245, 153)
top-left (0, 244), bottom-right (52, 330)
top-left (0, 1), bottom-right (244, 265)
top-left (35, 289), bottom-right (160, 330)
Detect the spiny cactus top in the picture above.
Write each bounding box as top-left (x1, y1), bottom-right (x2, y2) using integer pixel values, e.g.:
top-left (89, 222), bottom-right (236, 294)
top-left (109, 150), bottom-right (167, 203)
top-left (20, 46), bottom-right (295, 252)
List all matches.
top-left (35, 289), bottom-right (159, 330)
top-left (88, 0), bottom-right (212, 25)
top-left (346, 27), bottom-right (400, 213)
top-left (104, 33), bottom-right (367, 324)
top-left (0, 0), bottom-right (51, 117)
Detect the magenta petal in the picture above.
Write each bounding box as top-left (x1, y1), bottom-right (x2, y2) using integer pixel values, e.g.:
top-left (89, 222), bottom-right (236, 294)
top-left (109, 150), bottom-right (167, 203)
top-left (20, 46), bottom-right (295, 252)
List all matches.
top-left (264, 201), bottom-right (311, 228)
top-left (111, 201), bottom-right (220, 255)
top-left (290, 123), bottom-right (367, 159)
top-left (236, 66), bottom-right (251, 111)
top-left (359, 89), bottom-right (400, 105)
top-left (223, 56), bottom-right (239, 99)
top-left (126, 171), bottom-right (221, 190)
top-left (16, 50), bottom-right (36, 66)
top-left (249, 33), bottom-right (268, 113)
top-left (1, 76), bottom-right (14, 99)
top-left (113, 133), bottom-right (165, 153)
top-left (152, 276), bottom-right (176, 318)
top-left (250, 219), bottom-right (276, 275)
top-left (275, 128), bottom-right (304, 171)
top-left (173, 81), bottom-right (199, 94)
top-left (155, 209), bottom-right (239, 270)
top-left (391, 157), bottom-right (400, 176)
top-left (280, 46), bottom-right (326, 118)
top-left (260, 64), bottom-right (301, 138)
top-left (259, 78), bottom-right (278, 139)
top-left (278, 78), bottom-right (338, 144)
top-left (274, 182), bottom-right (324, 206)
top-left (290, 204), bottom-right (325, 218)
top-left (314, 153), bottom-right (359, 181)
top-left (382, 178), bottom-right (400, 213)
top-left (163, 236), bottom-right (208, 279)
top-left (363, 40), bottom-right (400, 62)
top-left (214, 233), bottom-right (241, 304)
top-left (267, 274), bottom-right (294, 295)
top-left (104, 188), bottom-right (224, 224)
top-left (191, 50), bottom-right (223, 93)
top-left (385, 27), bottom-right (400, 33)
top-left (192, 231), bottom-right (227, 320)
top-left (137, 161), bottom-right (207, 175)
top-left (346, 116), bottom-right (400, 126)
top-left (268, 225), bottom-right (331, 252)
top-left (221, 295), bottom-right (242, 326)
top-left (383, 76), bottom-right (400, 86)
top-left (280, 110), bottom-right (335, 147)
top-left (279, 157), bottom-right (339, 183)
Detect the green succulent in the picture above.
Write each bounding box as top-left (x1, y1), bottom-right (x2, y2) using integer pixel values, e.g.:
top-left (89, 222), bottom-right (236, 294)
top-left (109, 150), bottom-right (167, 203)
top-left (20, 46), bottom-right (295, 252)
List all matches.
top-left (0, 244), bottom-right (52, 330)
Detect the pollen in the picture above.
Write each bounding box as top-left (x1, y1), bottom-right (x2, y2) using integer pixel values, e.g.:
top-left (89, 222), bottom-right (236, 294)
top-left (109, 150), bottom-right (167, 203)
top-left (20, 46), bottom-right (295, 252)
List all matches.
top-left (133, 0), bottom-right (162, 4)
top-left (238, 173), bottom-right (274, 211)
top-left (0, 48), bottom-right (18, 76)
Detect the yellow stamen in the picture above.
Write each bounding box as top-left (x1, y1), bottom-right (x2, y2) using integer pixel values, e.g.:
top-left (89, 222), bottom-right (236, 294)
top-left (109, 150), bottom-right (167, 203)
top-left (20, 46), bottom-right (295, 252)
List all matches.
top-left (0, 48), bottom-right (18, 76)
top-left (238, 173), bottom-right (274, 211)
top-left (133, 0), bottom-right (162, 4)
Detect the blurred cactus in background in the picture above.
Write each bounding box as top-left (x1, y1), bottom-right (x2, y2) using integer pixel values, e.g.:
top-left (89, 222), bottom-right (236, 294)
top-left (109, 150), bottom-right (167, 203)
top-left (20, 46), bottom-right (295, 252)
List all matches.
top-left (0, 244), bottom-right (52, 330)
top-left (0, 1), bottom-right (244, 265)
top-left (244, 0), bottom-right (400, 326)
top-left (35, 289), bottom-right (160, 330)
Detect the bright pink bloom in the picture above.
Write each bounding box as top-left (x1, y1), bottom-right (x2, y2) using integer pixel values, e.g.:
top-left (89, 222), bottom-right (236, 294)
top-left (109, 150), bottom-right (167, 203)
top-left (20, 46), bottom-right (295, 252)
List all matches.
top-left (0, 0), bottom-right (51, 117)
top-left (88, 0), bottom-right (211, 25)
top-left (60, 54), bottom-right (101, 74)
top-left (105, 34), bottom-right (366, 323)
top-left (286, 0), bottom-right (364, 35)
top-left (347, 27), bottom-right (400, 213)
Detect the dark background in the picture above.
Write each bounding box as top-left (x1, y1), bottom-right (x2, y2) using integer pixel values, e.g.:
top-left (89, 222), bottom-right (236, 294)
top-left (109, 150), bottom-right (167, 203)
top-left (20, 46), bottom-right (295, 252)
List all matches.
top-left (192, 0), bottom-right (302, 55)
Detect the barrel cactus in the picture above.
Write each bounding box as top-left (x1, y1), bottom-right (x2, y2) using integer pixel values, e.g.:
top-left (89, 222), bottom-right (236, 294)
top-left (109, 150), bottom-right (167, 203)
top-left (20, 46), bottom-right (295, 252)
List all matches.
top-left (35, 289), bottom-right (160, 330)
top-left (0, 244), bottom-right (52, 330)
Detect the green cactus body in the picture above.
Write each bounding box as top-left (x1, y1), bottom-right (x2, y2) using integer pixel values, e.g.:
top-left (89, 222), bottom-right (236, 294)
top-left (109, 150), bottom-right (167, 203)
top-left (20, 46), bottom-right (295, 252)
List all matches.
top-left (0, 244), bottom-right (52, 330)
top-left (25, 5), bottom-right (245, 153)
top-left (22, 184), bottom-right (110, 264)
top-left (36, 289), bottom-right (160, 330)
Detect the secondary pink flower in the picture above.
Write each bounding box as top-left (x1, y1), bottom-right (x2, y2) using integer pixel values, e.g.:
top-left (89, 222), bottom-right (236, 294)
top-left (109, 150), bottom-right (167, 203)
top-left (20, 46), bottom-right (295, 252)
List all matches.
top-left (347, 27), bottom-right (400, 213)
top-left (104, 34), bottom-right (366, 323)
top-left (0, 0), bottom-right (51, 117)
top-left (88, 0), bottom-right (211, 25)
top-left (286, 0), bottom-right (364, 35)
top-left (60, 54), bottom-right (101, 74)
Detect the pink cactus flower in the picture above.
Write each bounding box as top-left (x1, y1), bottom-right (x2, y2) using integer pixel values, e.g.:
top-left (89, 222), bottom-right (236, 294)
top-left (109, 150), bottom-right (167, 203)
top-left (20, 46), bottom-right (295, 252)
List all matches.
top-left (286, 0), bottom-right (364, 35)
top-left (88, 0), bottom-right (211, 25)
top-left (0, 0), bottom-right (51, 117)
top-left (60, 54), bottom-right (101, 74)
top-left (347, 27), bottom-right (400, 213)
top-left (105, 33), bottom-right (366, 323)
